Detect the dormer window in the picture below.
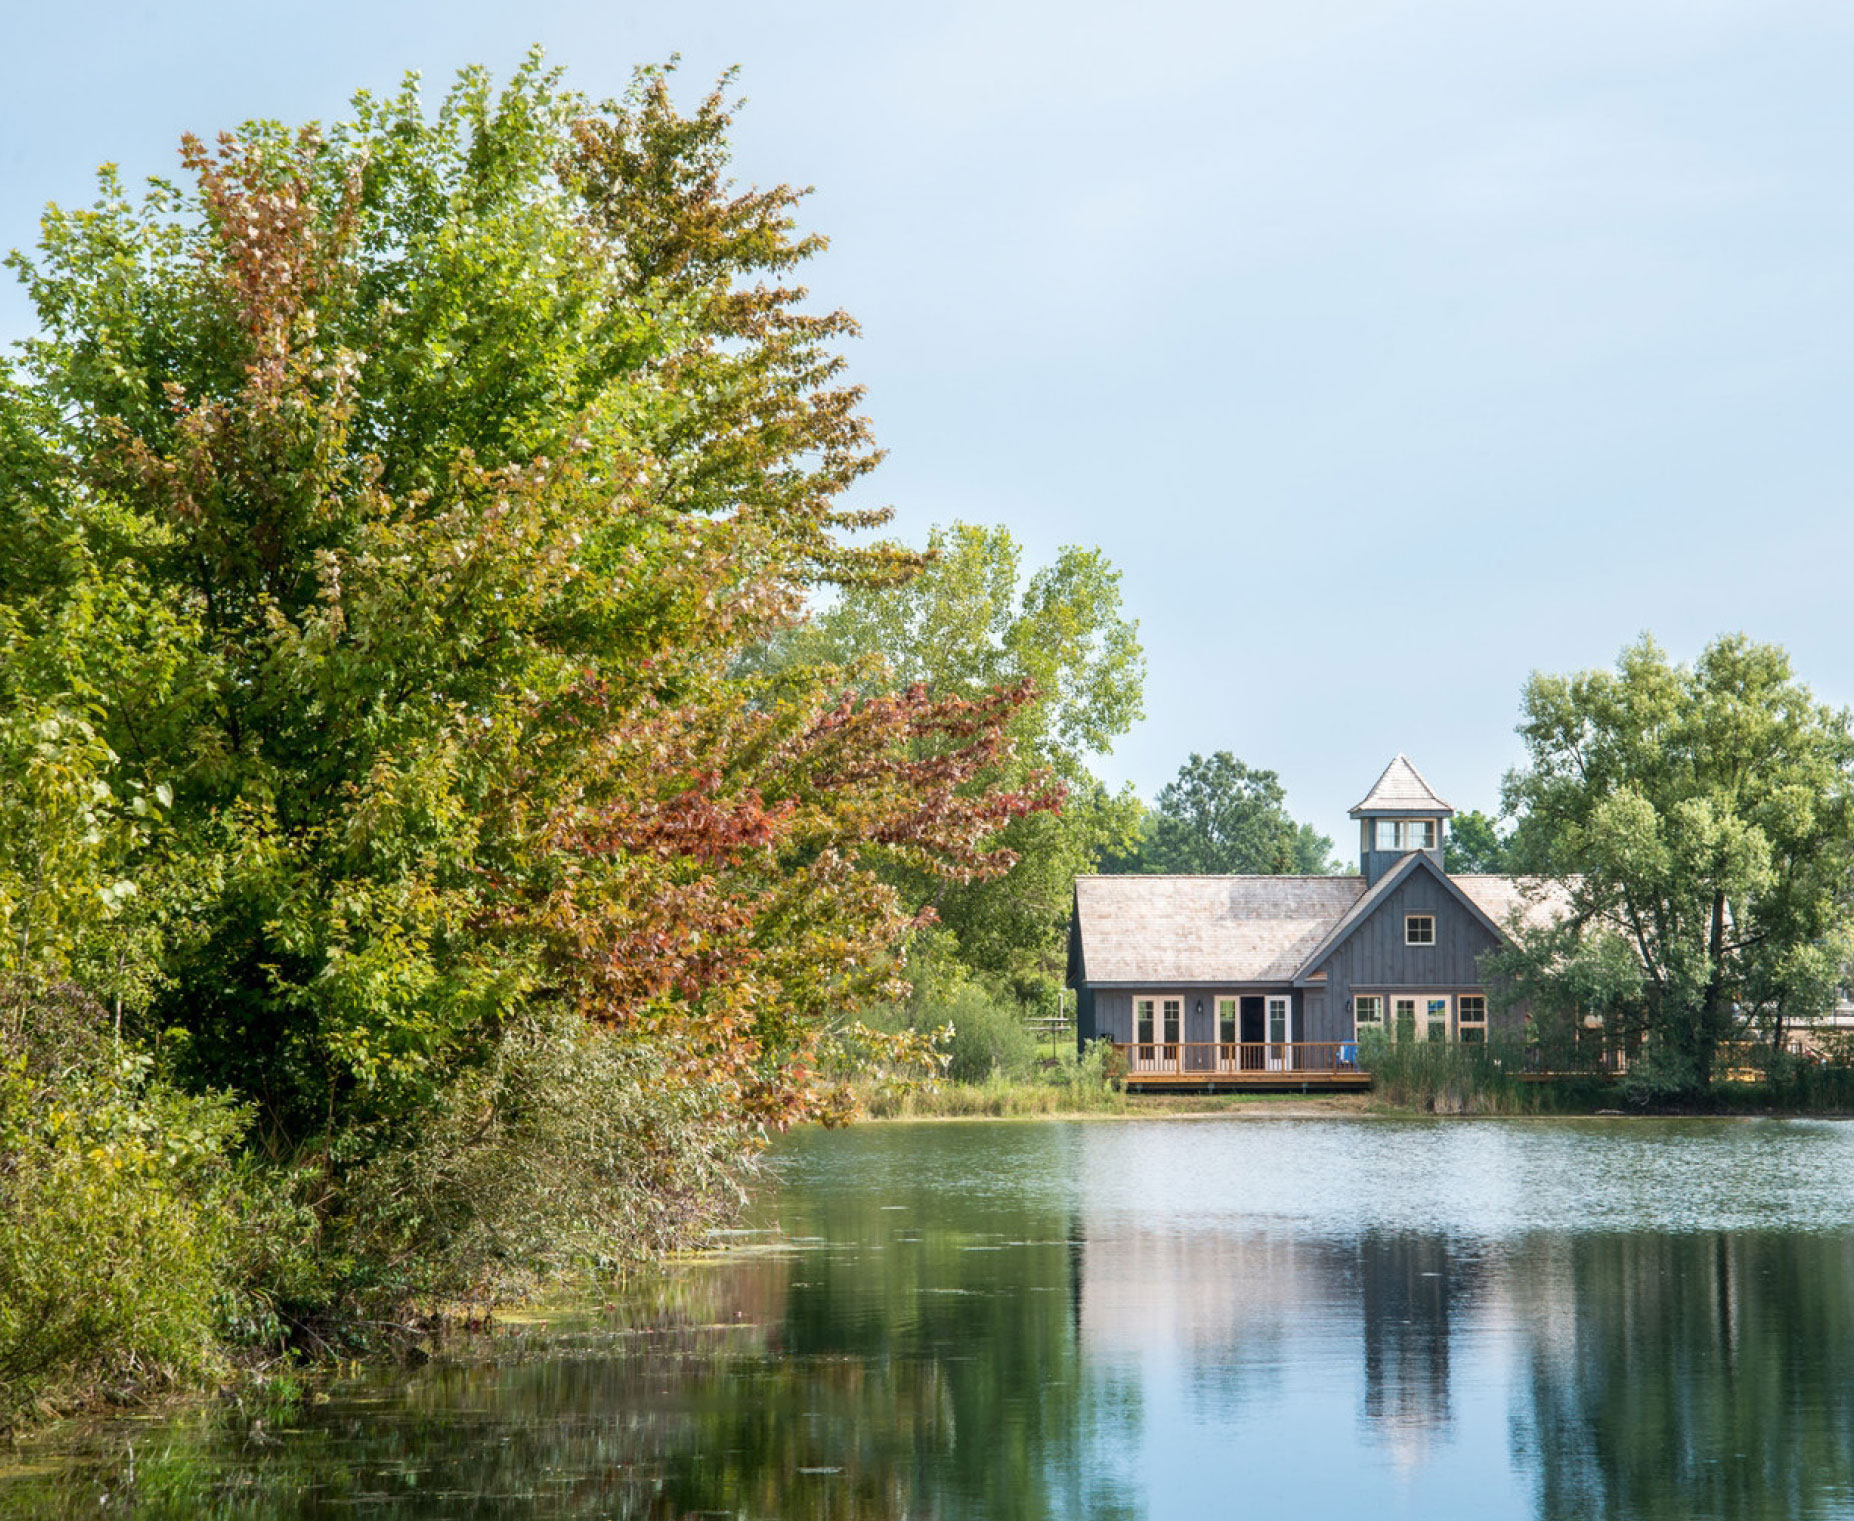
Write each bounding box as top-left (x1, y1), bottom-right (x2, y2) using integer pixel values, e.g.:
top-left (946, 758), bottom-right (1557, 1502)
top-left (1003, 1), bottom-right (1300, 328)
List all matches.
top-left (1374, 819), bottom-right (1436, 852)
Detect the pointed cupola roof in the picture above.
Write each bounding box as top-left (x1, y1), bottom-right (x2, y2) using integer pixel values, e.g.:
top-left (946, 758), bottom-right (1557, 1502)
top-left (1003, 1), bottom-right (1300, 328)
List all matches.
top-left (1348, 754), bottom-right (1454, 818)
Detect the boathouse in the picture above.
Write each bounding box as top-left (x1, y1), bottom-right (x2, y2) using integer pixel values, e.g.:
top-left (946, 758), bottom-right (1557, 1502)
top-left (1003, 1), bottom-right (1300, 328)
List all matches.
top-left (1066, 756), bottom-right (1564, 1085)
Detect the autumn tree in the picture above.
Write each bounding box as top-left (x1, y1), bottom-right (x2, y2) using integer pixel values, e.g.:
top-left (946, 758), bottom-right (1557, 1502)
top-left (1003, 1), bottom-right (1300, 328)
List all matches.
top-left (0, 56), bottom-right (1054, 1321)
top-left (764, 522), bottom-right (1145, 1003)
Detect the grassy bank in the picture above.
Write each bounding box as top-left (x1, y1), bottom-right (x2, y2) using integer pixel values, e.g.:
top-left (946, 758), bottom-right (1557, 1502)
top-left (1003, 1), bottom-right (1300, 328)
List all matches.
top-left (852, 1074), bottom-right (1340, 1119)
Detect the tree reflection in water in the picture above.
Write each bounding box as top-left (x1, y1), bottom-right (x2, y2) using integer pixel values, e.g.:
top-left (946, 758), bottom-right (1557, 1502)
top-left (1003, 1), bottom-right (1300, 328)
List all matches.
top-left (4, 1121), bottom-right (1854, 1520)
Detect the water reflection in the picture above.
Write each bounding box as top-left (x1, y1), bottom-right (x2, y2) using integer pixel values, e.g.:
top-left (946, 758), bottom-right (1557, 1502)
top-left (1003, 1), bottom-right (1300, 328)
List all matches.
top-left (4, 1119), bottom-right (1854, 1519)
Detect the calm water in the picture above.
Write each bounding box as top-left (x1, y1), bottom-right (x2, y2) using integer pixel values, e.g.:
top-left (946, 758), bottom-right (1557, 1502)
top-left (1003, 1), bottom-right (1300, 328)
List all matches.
top-left (6, 1117), bottom-right (1854, 1519)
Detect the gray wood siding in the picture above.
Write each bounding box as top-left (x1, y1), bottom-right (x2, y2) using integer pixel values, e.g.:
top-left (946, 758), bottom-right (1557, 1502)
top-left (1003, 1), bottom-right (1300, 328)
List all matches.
top-left (1302, 990), bottom-right (1327, 1043)
top-left (1314, 867), bottom-right (1520, 1038)
top-left (1361, 845), bottom-right (1445, 886)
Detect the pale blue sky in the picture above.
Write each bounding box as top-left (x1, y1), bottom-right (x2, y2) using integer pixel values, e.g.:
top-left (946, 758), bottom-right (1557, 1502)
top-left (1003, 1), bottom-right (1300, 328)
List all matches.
top-left (6, 1), bottom-right (1853, 851)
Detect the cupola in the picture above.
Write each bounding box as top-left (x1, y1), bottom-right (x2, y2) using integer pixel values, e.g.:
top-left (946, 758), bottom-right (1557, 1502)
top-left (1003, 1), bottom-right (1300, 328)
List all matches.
top-left (1350, 755), bottom-right (1453, 885)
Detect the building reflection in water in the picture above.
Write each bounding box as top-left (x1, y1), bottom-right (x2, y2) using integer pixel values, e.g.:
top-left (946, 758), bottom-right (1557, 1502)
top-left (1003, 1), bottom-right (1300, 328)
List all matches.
top-left (1071, 1211), bottom-right (1854, 1519)
top-left (1074, 1220), bottom-right (1480, 1464)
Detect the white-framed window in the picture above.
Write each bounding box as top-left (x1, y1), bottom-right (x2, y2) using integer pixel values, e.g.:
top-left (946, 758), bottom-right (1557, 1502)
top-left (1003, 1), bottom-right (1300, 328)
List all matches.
top-left (1459, 994), bottom-right (1487, 1044)
top-left (1425, 997), bottom-right (1450, 1042)
top-left (1374, 819), bottom-right (1437, 851)
top-left (1405, 914), bottom-right (1436, 946)
top-left (1135, 996), bottom-right (1181, 1047)
top-left (1217, 997), bottom-right (1238, 1045)
top-left (1354, 995), bottom-right (1382, 1033)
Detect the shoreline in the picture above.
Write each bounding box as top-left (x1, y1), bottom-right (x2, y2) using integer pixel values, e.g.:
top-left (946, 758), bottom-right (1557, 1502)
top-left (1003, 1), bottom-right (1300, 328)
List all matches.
top-left (847, 1091), bottom-right (1854, 1124)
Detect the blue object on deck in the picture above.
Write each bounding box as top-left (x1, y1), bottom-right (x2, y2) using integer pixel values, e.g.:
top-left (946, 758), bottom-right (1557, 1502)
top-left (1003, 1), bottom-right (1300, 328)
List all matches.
top-left (1338, 1042), bottom-right (1359, 1067)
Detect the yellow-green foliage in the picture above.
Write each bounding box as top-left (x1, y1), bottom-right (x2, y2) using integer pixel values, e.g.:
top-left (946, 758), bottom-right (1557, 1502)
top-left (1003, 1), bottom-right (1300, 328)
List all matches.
top-left (0, 986), bottom-right (244, 1429)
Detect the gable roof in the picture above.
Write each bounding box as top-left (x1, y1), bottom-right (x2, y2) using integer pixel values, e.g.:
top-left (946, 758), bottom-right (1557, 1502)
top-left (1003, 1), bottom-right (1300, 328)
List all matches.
top-left (1349, 755), bottom-right (1454, 817)
top-left (1289, 851), bottom-right (1507, 979)
top-left (1072, 875), bottom-right (1368, 985)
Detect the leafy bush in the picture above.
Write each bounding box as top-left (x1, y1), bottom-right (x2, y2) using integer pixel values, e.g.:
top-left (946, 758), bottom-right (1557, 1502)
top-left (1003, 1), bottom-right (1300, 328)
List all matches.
top-left (930, 985), bottom-right (1040, 1085)
top-left (0, 984), bottom-right (244, 1429)
top-left (223, 1011), bottom-right (770, 1346)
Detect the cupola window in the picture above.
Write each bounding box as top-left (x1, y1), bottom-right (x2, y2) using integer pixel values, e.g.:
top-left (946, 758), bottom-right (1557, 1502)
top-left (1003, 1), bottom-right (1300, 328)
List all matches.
top-left (1374, 819), bottom-right (1436, 851)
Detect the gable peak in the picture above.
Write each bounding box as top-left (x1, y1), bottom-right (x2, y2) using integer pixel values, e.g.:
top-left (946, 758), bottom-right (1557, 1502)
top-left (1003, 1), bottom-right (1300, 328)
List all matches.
top-left (1349, 754), bottom-right (1454, 818)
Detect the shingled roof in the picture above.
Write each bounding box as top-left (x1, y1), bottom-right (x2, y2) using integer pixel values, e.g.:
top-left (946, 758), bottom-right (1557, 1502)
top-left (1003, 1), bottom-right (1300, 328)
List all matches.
top-left (1072, 868), bottom-right (1573, 987)
top-left (1451, 874), bottom-right (1574, 936)
top-left (1072, 875), bottom-right (1369, 984)
top-left (1349, 754), bottom-right (1453, 817)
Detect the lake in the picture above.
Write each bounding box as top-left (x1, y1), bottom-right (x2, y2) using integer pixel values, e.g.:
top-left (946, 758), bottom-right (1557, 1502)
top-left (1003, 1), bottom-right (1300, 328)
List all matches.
top-left (5, 1116), bottom-right (1853, 1519)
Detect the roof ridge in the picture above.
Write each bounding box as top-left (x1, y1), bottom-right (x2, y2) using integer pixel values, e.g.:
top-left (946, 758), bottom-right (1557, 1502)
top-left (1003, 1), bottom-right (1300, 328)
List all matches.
top-left (1076, 873), bottom-right (1363, 881)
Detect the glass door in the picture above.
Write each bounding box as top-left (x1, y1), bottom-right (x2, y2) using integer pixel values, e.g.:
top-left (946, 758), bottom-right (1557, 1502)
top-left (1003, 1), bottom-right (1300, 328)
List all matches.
top-left (1135, 996), bottom-right (1181, 1071)
top-left (1392, 996), bottom-right (1418, 1043)
top-left (1424, 996), bottom-right (1451, 1043)
top-left (1217, 997), bottom-right (1239, 1072)
top-left (1267, 995), bottom-right (1292, 1070)
top-left (1162, 997), bottom-right (1182, 1064)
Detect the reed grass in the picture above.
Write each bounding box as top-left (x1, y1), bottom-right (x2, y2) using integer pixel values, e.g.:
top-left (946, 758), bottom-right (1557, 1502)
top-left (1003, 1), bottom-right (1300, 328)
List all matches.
top-left (1360, 1034), bottom-right (1536, 1115)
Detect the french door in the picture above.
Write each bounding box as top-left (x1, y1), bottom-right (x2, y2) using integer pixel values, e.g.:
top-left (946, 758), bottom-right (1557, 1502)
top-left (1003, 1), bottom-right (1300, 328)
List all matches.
top-left (1267, 995), bottom-right (1292, 1069)
top-left (1134, 996), bottom-right (1182, 1070)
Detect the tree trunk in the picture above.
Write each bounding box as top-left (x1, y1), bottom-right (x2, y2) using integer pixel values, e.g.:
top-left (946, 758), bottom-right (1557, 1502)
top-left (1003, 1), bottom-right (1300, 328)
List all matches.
top-left (1698, 889), bottom-right (1729, 1094)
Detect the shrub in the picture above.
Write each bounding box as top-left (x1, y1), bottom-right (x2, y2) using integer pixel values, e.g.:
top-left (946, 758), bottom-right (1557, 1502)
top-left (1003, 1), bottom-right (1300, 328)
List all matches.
top-left (0, 983), bottom-right (245, 1429)
top-left (933, 985), bottom-right (1040, 1084)
top-left (235, 1011), bottom-right (767, 1344)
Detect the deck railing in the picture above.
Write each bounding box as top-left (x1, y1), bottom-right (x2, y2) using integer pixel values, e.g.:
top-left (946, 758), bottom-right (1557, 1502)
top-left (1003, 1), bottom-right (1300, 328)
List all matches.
top-left (1113, 1040), bottom-right (1363, 1078)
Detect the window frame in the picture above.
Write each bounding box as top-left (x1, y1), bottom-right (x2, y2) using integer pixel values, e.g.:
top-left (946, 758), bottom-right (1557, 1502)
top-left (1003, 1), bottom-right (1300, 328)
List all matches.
top-left (1405, 914), bottom-right (1436, 946)
top-left (1374, 819), bottom-right (1438, 852)
top-left (1458, 994), bottom-right (1487, 1045)
top-left (1354, 994), bottom-right (1383, 1033)
top-left (1135, 995), bottom-right (1182, 1042)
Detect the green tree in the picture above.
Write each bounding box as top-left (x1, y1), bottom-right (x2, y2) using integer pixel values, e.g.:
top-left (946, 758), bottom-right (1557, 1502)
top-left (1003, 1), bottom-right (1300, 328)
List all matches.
top-left (1499, 634), bottom-right (1854, 1097)
top-left (1291, 820), bottom-right (1341, 874)
top-left (767, 522), bottom-right (1146, 1001)
top-left (1443, 808), bottom-right (1510, 873)
top-left (1128, 752), bottom-right (1330, 875)
top-left (0, 56), bottom-right (1049, 1334)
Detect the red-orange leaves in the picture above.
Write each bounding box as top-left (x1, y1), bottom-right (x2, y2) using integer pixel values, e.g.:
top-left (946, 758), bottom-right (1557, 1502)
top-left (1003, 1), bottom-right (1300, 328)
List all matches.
top-left (565, 773), bottom-right (795, 867)
top-left (492, 668), bottom-right (1059, 1130)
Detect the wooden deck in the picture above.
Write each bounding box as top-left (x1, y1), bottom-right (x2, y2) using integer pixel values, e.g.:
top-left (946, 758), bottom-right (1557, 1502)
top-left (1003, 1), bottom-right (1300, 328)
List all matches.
top-left (1114, 1041), bottom-right (1372, 1090)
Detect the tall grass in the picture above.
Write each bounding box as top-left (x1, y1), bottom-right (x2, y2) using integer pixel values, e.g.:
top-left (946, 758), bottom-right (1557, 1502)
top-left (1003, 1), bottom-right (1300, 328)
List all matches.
top-left (857, 1040), bottom-right (1128, 1118)
top-left (1719, 1056), bottom-right (1854, 1114)
top-left (1361, 1034), bottom-right (1534, 1115)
